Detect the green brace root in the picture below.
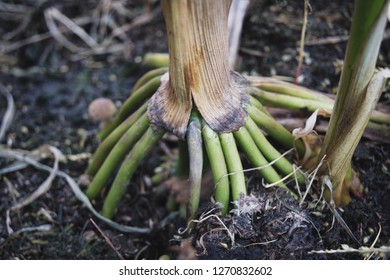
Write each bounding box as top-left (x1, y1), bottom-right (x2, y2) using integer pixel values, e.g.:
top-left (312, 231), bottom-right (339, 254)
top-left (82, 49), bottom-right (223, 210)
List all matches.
top-left (250, 87), bottom-right (390, 125)
top-left (98, 75), bottom-right (162, 140)
top-left (86, 103), bottom-right (147, 177)
top-left (86, 113), bottom-right (150, 199)
top-left (142, 53), bottom-right (170, 69)
top-left (202, 122), bottom-right (230, 215)
top-left (247, 105), bottom-right (306, 157)
top-left (219, 132), bottom-right (246, 202)
top-left (101, 127), bottom-right (165, 218)
top-left (249, 96), bottom-right (271, 116)
top-left (132, 67), bottom-right (168, 92)
top-left (251, 87), bottom-right (333, 114)
top-left (245, 117), bottom-right (304, 185)
top-left (233, 126), bottom-right (288, 190)
top-left (252, 79), bottom-right (334, 102)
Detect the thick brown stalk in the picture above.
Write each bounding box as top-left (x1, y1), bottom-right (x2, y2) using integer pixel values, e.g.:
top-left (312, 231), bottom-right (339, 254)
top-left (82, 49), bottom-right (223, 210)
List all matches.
top-left (148, 0), bottom-right (247, 137)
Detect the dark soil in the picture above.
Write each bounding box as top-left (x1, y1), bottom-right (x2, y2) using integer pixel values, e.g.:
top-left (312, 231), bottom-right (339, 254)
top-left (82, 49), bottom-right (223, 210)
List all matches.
top-left (1, 0), bottom-right (389, 260)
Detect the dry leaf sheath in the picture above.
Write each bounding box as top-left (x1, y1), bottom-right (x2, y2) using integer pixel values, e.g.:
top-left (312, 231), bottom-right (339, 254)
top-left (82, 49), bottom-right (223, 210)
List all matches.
top-left (148, 0), bottom-right (248, 138)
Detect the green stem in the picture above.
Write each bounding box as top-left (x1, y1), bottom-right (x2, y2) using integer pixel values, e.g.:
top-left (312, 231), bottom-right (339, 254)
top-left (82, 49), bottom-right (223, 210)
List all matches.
top-left (98, 75), bottom-right (162, 140)
top-left (219, 132), bottom-right (246, 202)
top-left (86, 103), bottom-right (147, 176)
top-left (86, 114), bottom-right (150, 199)
top-left (318, 0), bottom-right (389, 205)
top-left (187, 114), bottom-right (203, 219)
top-left (247, 105), bottom-right (306, 157)
top-left (344, 0), bottom-right (388, 63)
top-left (202, 122), bottom-right (230, 215)
top-left (233, 127), bottom-right (289, 190)
top-left (101, 127), bottom-right (165, 218)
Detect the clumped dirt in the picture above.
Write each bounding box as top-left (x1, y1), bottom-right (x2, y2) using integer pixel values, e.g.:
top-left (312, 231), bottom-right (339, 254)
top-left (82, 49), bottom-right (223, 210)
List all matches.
top-left (1, 0), bottom-right (389, 260)
top-left (190, 188), bottom-right (324, 260)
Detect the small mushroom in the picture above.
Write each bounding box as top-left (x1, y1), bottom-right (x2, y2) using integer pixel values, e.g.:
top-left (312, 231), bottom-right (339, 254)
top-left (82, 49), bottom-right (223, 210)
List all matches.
top-left (88, 97), bottom-right (117, 128)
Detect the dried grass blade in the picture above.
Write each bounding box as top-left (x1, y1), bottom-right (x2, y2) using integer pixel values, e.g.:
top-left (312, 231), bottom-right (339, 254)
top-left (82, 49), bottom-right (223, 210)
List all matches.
top-left (44, 8), bottom-right (85, 53)
top-left (0, 147), bottom-right (151, 234)
top-left (10, 146), bottom-right (61, 211)
top-left (47, 7), bottom-right (98, 48)
top-left (0, 84), bottom-right (15, 142)
top-left (322, 177), bottom-right (361, 246)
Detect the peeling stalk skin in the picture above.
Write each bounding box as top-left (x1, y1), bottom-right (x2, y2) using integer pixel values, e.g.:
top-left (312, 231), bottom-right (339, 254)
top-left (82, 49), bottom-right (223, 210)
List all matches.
top-left (148, 0), bottom-right (248, 138)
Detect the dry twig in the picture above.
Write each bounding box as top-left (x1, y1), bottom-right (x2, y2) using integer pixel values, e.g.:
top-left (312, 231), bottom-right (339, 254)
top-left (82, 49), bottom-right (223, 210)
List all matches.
top-left (90, 218), bottom-right (125, 260)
